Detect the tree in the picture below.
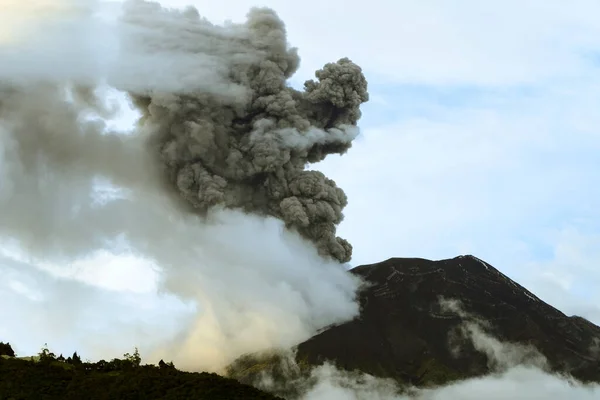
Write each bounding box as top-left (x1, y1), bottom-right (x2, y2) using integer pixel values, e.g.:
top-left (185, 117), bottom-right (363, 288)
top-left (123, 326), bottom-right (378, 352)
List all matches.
top-left (123, 347), bottom-right (141, 368)
top-left (38, 343), bottom-right (56, 363)
top-left (68, 351), bottom-right (82, 365)
top-left (158, 359), bottom-right (176, 373)
top-left (0, 342), bottom-right (15, 357)
top-left (96, 359), bottom-right (107, 371)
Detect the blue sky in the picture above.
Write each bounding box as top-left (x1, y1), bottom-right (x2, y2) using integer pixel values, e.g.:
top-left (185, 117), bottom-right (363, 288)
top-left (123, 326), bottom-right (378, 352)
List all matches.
top-left (328, 77), bottom-right (600, 320)
top-left (1, 0), bottom-right (600, 362)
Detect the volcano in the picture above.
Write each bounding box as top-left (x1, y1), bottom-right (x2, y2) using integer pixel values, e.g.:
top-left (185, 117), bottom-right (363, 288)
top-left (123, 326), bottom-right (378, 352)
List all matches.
top-left (229, 255), bottom-right (600, 389)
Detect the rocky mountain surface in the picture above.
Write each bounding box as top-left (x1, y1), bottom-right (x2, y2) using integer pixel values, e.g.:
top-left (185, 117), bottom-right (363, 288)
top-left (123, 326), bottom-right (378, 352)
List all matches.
top-left (229, 255), bottom-right (600, 391)
top-left (294, 255), bottom-right (600, 385)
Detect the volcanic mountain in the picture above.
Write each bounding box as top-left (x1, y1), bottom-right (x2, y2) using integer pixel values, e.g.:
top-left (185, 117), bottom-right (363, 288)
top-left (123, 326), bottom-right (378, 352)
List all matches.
top-left (229, 255), bottom-right (600, 389)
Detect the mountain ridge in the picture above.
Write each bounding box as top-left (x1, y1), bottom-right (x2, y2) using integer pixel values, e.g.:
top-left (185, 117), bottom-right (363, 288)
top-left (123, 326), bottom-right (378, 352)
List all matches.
top-left (229, 254), bottom-right (600, 391)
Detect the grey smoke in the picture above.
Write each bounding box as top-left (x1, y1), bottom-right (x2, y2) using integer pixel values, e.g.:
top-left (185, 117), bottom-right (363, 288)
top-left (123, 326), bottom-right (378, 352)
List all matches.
top-left (0, 0), bottom-right (364, 370)
top-left (0, 0), bottom-right (369, 264)
top-left (123, 2), bottom-right (369, 263)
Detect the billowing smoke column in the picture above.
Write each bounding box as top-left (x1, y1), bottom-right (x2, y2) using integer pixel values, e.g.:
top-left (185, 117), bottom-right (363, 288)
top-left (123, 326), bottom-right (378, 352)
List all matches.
top-left (124, 2), bottom-right (369, 263)
top-left (0, 0), bottom-right (367, 370)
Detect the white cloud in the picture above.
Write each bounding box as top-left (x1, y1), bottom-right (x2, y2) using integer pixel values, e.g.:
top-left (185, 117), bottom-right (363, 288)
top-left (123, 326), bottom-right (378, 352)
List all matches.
top-left (515, 227), bottom-right (600, 324)
top-left (302, 359), bottom-right (600, 400)
top-left (316, 75), bottom-right (600, 324)
top-left (159, 0), bottom-right (600, 85)
top-left (321, 83), bottom-right (599, 256)
top-left (51, 251), bottom-right (159, 294)
top-left (0, 256), bottom-right (191, 359)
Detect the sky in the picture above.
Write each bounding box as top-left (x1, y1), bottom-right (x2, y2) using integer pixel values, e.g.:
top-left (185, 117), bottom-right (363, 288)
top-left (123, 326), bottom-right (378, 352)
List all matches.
top-left (0, 0), bottom-right (599, 379)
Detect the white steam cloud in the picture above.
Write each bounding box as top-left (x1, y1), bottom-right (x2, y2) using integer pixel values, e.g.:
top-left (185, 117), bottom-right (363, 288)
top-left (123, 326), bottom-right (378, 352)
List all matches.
top-left (301, 362), bottom-right (600, 400)
top-left (0, 0), bottom-right (364, 371)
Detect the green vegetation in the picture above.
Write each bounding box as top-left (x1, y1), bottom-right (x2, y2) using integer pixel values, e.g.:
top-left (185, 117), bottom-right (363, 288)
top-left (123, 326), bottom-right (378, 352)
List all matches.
top-left (408, 357), bottom-right (467, 386)
top-left (227, 350), bottom-right (308, 383)
top-left (0, 342), bottom-right (282, 400)
top-left (227, 350), bottom-right (314, 399)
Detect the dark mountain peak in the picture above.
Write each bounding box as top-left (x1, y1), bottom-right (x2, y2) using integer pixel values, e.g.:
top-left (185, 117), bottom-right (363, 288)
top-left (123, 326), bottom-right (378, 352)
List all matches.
top-left (351, 254), bottom-right (546, 312)
top-left (292, 256), bottom-right (600, 386)
top-left (352, 254), bottom-right (502, 278)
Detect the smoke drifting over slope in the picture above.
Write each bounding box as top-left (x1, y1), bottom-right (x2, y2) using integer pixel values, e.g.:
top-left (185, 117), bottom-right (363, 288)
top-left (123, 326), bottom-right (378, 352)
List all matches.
top-left (244, 300), bottom-right (600, 399)
top-left (0, 0), bottom-right (365, 370)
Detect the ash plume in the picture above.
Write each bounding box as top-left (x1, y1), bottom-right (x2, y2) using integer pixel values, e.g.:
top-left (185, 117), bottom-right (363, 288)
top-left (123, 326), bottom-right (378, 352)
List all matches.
top-left (123, 2), bottom-right (369, 263)
top-left (0, 0), bottom-right (366, 370)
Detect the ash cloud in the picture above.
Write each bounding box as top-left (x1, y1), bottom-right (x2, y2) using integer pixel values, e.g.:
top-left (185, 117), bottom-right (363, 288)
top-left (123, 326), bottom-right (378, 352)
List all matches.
top-left (1, 1), bottom-right (370, 264)
top-left (0, 0), bottom-right (365, 370)
top-left (123, 1), bottom-right (369, 262)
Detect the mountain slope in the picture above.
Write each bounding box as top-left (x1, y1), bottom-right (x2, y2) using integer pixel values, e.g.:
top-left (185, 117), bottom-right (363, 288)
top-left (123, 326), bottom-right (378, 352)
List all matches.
top-left (228, 255), bottom-right (600, 391)
top-left (293, 255), bottom-right (600, 385)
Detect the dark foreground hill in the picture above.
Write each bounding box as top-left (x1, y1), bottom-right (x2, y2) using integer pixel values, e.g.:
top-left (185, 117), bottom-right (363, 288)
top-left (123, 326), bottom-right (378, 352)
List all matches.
top-left (230, 255), bottom-right (600, 390)
top-left (0, 351), bottom-right (281, 400)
